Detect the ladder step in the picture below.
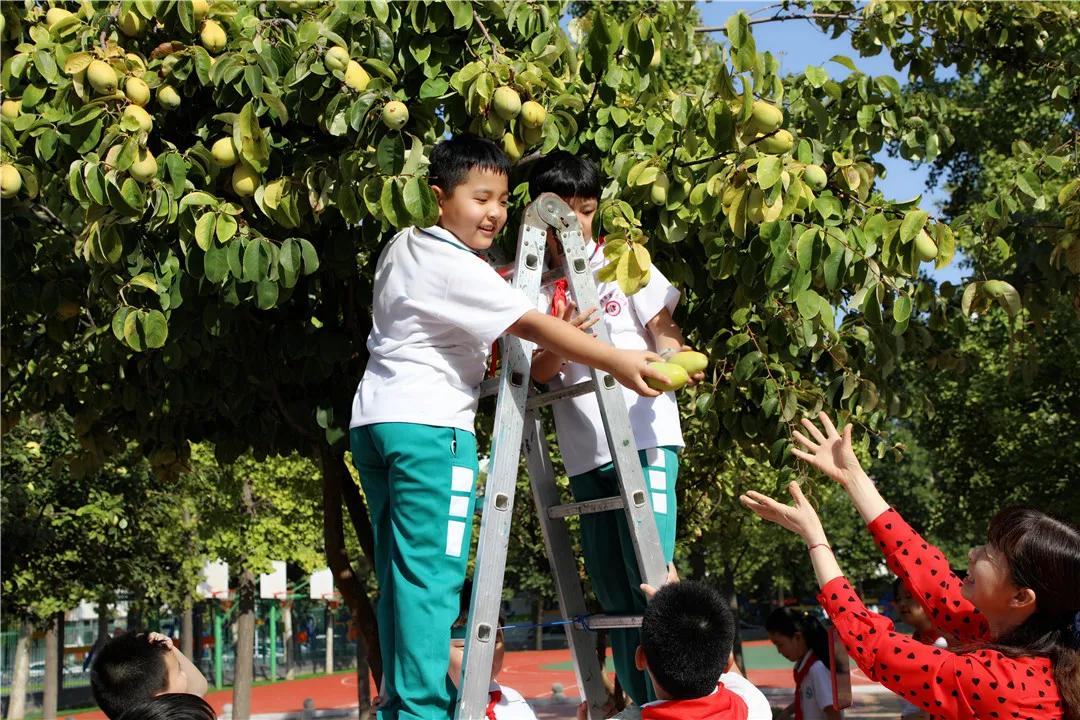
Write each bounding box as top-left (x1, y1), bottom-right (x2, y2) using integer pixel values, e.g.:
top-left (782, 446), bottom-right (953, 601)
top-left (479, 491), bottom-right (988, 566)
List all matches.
top-left (548, 495), bottom-right (625, 518)
top-left (479, 377), bottom-right (600, 409)
top-left (580, 614), bottom-right (643, 630)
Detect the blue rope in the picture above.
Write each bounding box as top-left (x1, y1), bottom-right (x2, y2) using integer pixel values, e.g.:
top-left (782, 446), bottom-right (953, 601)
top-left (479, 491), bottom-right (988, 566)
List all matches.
top-left (498, 614), bottom-right (597, 632)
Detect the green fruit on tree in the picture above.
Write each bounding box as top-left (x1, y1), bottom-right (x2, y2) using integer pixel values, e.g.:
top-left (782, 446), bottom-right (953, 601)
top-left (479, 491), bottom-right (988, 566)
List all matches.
top-left (87, 60), bottom-right (118, 95)
top-left (1, 99), bottom-right (19, 120)
top-left (747, 187), bottom-right (766, 224)
top-left (492, 86), bottom-right (521, 121)
top-left (343, 60), bottom-right (370, 92)
top-left (382, 101), bottom-right (409, 130)
top-left (747, 100), bottom-right (784, 134)
top-left (231, 164), bottom-right (259, 197)
top-left (982, 280), bottom-right (1011, 299)
top-left (118, 10), bottom-right (145, 37)
top-left (521, 123), bottom-right (544, 146)
top-left (157, 84), bottom-right (181, 110)
top-left (650, 172), bottom-right (670, 205)
top-left (128, 148), bottom-right (157, 183)
top-left (669, 350), bottom-right (708, 375)
top-left (192, 0), bottom-right (210, 22)
top-left (645, 362), bottom-right (689, 392)
top-left (914, 230), bottom-right (938, 262)
top-left (756, 129), bottom-right (794, 155)
top-left (200, 19), bottom-right (227, 53)
top-left (325, 46), bottom-right (350, 73)
top-left (45, 7), bottom-right (73, 29)
top-left (648, 46), bottom-right (662, 69)
top-left (125, 76), bottom-right (150, 106)
top-left (802, 164), bottom-right (828, 191)
top-left (520, 100), bottom-right (546, 129)
top-left (481, 113), bottom-right (506, 138)
top-left (1, 164), bottom-right (21, 198)
top-left (502, 132), bottom-right (524, 162)
top-left (123, 104), bottom-right (153, 133)
top-left (210, 137), bottom-right (237, 167)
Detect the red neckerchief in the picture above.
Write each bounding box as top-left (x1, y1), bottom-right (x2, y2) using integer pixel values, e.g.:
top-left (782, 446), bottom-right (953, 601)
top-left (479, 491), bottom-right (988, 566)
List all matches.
top-left (793, 651), bottom-right (817, 720)
top-left (640, 683), bottom-right (748, 720)
top-left (486, 689), bottom-right (501, 719)
top-left (549, 238), bottom-right (604, 317)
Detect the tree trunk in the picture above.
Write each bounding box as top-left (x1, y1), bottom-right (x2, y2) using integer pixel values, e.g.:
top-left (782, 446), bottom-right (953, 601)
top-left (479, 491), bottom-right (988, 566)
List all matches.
top-left (5, 619), bottom-right (32, 720)
top-left (283, 603), bottom-right (294, 680)
top-left (181, 603), bottom-right (195, 662)
top-left (354, 617), bottom-right (372, 720)
top-left (127, 599), bottom-right (143, 632)
top-left (97, 598), bottom-right (110, 642)
top-left (43, 613), bottom-right (60, 720)
top-left (319, 442), bottom-right (382, 684)
top-left (232, 570), bottom-right (256, 720)
top-left (324, 607), bottom-right (334, 674)
top-left (534, 598), bottom-right (543, 652)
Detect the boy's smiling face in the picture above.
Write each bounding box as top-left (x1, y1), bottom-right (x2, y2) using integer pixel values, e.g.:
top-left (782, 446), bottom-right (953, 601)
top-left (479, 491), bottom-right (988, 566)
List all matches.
top-left (433, 167), bottom-right (509, 251)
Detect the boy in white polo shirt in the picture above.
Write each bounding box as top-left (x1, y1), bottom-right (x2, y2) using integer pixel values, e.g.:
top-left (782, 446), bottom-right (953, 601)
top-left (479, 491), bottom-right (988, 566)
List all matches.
top-left (528, 151), bottom-right (705, 707)
top-left (349, 135), bottom-right (668, 720)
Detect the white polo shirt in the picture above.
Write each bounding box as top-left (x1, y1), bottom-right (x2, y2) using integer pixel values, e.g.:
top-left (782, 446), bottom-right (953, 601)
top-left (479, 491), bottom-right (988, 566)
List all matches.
top-left (489, 682), bottom-right (538, 720)
top-left (539, 240), bottom-right (684, 476)
top-left (795, 653), bottom-right (834, 720)
top-left (350, 225), bottom-right (533, 433)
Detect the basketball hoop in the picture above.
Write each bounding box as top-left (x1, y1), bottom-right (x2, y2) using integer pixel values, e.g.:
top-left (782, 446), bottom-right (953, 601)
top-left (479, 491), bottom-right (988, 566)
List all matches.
top-left (221, 599), bottom-right (233, 612)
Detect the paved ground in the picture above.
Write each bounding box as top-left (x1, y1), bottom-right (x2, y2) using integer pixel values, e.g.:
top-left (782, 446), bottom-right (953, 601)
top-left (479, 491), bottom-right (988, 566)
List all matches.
top-left (66, 643), bottom-right (904, 719)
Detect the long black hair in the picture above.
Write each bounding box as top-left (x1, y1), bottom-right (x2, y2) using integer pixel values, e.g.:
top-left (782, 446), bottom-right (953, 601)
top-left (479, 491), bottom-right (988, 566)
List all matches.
top-left (982, 507), bottom-right (1080, 720)
top-left (766, 606), bottom-right (832, 669)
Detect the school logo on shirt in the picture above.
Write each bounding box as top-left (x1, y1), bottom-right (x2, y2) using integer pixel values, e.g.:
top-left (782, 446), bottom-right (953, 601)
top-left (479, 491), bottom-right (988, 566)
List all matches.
top-left (803, 685), bottom-right (814, 700)
top-left (600, 289), bottom-right (624, 317)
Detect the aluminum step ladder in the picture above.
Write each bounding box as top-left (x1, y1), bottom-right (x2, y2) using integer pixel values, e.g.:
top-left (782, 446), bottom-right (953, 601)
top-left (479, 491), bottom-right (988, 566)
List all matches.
top-left (455, 194), bottom-right (668, 720)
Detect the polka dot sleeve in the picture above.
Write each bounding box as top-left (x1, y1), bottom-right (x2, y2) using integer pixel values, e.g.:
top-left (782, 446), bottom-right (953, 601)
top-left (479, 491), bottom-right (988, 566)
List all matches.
top-left (817, 577), bottom-right (1063, 720)
top-left (867, 508), bottom-right (990, 643)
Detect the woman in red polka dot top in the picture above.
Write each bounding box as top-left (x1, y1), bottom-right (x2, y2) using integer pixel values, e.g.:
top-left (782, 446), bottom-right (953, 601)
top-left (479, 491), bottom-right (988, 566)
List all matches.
top-left (740, 413), bottom-right (1080, 720)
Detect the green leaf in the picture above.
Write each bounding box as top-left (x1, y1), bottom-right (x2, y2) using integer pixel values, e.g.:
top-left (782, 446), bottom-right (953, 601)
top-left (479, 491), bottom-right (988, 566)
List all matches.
top-left (733, 350), bottom-right (762, 382)
top-left (756, 156), bottom-right (782, 190)
top-left (933, 223), bottom-right (955, 269)
top-left (298, 238), bottom-right (319, 275)
top-left (796, 228), bottom-right (817, 271)
top-left (180, 192), bottom-right (220, 211)
top-left (129, 273), bottom-right (159, 292)
top-left (111, 307), bottom-right (132, 342)
top-left (899, 209), bottom-right (928, 244)
top-left (255, 280), bottom-right (279, 310)
top-left (893, 294), bottom-right (912, 323)
top-left (195, 212), bottom-right (216, 252)
top-left (123, 310), bottom-right (143, 351)
top-left (215, 213), bottom-right (238, 244)
top-left (141, 310), bottom-right (168, 349)
top-left (376, 134), bottom-right (405, 175)
top-left (234, 102), bottom-right (270, 173)
top-left (204, 244), bottom-right (229, 284)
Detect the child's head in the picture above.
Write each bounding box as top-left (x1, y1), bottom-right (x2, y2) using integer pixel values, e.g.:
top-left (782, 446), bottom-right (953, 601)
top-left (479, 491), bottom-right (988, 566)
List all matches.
top-left (893, 578), bottom-right (934, 634)
top-left (428, 134), bottom-right (511, 252)
top-left (116, 694), bottom-right (215, 720)
top-left (638, 581), bottom-right (734, 700)
top-left (766, 607), bottom-right (831, 667)
top-left (91, 633), bottom-right (188, 719)
top-left (528, 151), bottom-right (602, 249)
top-left (448, 582), bottom-right (505, 686)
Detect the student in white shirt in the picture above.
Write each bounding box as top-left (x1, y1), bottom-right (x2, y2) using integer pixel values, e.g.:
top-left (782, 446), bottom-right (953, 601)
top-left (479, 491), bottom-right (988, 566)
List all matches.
top-left (766, 608), bottom-right (839, 720)
top-left (350, 135), bottom-right (668, 720)
top-left (528, 151), bottom-right (706, 706)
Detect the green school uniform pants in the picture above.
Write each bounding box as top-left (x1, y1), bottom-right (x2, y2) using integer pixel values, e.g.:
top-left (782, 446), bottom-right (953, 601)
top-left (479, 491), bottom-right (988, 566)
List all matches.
top-left (569, 446), bottom-right (679, 707)
top-left (350, 423), bottom-right (479, 720)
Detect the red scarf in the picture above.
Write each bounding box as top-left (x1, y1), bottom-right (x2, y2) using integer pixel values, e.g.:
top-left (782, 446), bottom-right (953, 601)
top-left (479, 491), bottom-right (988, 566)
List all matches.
top-left (793, 651), bottom-right (817, 720)
top-left (640, 683), bottom-right (748, 720)
top-left (548, 238), bottom-right (604, 318)
top-left (485, 689), bottom-right (501, 720)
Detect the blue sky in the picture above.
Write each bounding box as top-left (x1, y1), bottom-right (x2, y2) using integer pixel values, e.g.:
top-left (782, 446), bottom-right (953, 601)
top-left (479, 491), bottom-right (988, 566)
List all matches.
top-left (695, 1), bottom-right (967, 283)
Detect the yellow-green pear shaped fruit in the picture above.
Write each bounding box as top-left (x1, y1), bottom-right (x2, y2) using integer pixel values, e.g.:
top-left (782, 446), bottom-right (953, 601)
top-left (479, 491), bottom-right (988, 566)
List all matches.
top-left (381, 101), bottom-right (408, 130)
top-left (648, 46), bottom-right (662, 69)
top-left (343, 60), bottom-right (370, 92)
top-left (192, 0), bottom-right (210, 22)
top-left (200, 19), bottom-right (227, 54)
top-left (650, 172), bottom-right (670, 205)
top-left (1, 99), bottom-right (20, 120)
top-left (481, 112), bottom-right (506, 138)
top-left (118, 10), bottom-right (145, 37)
top-left (325, 46), bottom-right (350, 73)
top-left (748, 100), bottom-right (784, 134)
top-left (125, 76), bottom-right (150, 106)
top-left (520, 100), bottom-right (546, 129)
top-left (502, 132), bottom-right (524, 162)
top-left (46, 7), bottom-right (73, 29)
top-left (747, 187), bottom-right (766, 224)
top-left (914, 229), bottom-right (938, 262)
top-left (157, 84), bottom-right (181, 110)
top-left (802, 164), bottom-right (827, 191)
top-left (87, 60), bottom-right (119, 95)
top-left (231, 164), bottom-right (259, 197)
top-left (669, 350), bottom-right (708, 375)
top-left (123, 104), bottom-right (153, 133)
top-left (492, 86), bottom-right (521, 121)
top-left (757, 129), bottom-right (794, 155)
top-left (1, 164), bottom-right (22, 198)
top-left (521, 123), bottom-right (544, 146)
top-left (210, 137), bottom-right (237, 167)
top-left (645, 362), bottom-right (689, 392)
top-left (128, 148), bottom-right (157, 183)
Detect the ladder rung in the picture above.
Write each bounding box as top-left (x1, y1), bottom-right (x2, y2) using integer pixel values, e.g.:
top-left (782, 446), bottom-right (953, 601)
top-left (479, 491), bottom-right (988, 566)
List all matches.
top-left (581, 614), bottom-right (643, 630)
top-left (478, 377), bottom-right (600, 408)
top-left (548, 495), bottom-right (625, 519)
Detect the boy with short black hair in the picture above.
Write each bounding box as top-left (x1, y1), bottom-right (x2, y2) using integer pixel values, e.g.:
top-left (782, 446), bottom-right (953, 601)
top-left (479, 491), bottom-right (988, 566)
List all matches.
top-left (350, 134), bottom-right (667, 720)
top-left (91, 632), bottom-right (208, 719)
top-left (528, 150), bottom-right (705, 705)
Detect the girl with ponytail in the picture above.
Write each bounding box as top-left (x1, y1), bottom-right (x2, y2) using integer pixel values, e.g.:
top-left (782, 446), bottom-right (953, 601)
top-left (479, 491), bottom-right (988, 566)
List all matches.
top-left (765, 607), bottom-right (840, 720)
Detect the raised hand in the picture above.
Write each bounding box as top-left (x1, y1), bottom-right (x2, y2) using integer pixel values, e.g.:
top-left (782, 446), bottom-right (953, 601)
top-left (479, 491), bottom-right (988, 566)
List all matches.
top-left (561, 301), bottom-right (599, 334)
top-left (791, 412), bottom-right (866, 488)
top-left (739, 481), bottom-right (829, 546)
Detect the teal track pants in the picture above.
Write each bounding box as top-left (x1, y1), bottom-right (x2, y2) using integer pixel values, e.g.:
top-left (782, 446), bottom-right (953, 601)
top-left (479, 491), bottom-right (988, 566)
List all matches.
top-left (569, 446), bottom-right (679, 707)
top-left (350, 423), bottom-right (479, 720)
